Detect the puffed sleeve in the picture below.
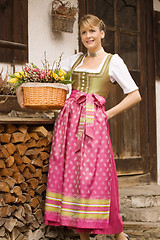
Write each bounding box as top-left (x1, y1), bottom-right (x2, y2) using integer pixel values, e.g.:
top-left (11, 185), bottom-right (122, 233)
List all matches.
top-left (109, 54), bottom-right (138, 94)
top-left (60, 52), bottom-right (84, 71)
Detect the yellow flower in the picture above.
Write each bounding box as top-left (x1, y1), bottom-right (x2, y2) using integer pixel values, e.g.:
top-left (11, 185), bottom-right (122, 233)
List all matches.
top-left (60, 76), bottom-right (64, 81)
top-left (59, 69), bottom-right (66, 77)
top-left (54, 74), bottom-right (59, 80)
top-left (14, 72), bottom-right (22, 79)
top-left (50, 71), bottom-right (59, 80)
top-left (8, 77), bottom-right (19, 83)
top-left (20, 71), bottom-right (25, 77)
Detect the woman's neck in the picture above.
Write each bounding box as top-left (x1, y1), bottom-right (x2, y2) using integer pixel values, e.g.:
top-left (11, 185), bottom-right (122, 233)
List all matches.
top-left (87, 47), bottom-right (104, 57)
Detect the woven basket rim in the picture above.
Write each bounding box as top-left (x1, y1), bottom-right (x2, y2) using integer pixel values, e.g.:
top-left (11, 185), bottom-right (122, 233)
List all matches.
top-left (52, 12), bottom-right (76, 19)
top-left (21, 82), bottom-right (69, 92)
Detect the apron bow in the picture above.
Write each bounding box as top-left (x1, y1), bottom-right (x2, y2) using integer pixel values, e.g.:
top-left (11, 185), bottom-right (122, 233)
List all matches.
top-left (73, 91), bottom-right (106, 152)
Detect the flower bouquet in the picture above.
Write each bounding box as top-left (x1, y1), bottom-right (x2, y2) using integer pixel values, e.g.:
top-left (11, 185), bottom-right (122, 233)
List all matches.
top-left (8, 54), bottom-right (73, 110)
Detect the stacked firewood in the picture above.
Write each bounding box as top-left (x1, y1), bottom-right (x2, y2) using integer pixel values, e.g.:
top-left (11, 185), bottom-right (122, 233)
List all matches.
top-left (0, 124), bottom-right (71, 240)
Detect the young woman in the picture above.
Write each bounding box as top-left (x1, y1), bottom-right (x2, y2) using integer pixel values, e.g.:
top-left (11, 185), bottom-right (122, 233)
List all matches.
top-left (17, 14), bottom-right (141, 240)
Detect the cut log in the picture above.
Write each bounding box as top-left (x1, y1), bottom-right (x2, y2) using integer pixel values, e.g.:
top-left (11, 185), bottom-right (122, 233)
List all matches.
top-left (0, 206), bottom-right (8, 218)
top-left (22, 193), bottom-right (31, 202)
top-left (24, 230), bottom-right (34, 240)
top-left (43, 145), bottom-right (51, 153)
top-left (35, 184), bottom-right (46, 195)
top-left (33, 228), bottom-right (44, 240)
top-left (1, 146), bottom-right (10, 158)
top-left (23, 203), bottom-right (32, 215)
top-left (5, 177), bottom-right (16, 189)
top-left (10, 228), bottom-right (21, 240)
top-left (22, 156), bottom-right (31, 164)
top-left (11, 132), bottom-right (25, 143)
top-left (0, 160), bottom-right (5, 169)
top-left (16, 143), bottom-right (28, 156)
top-left (14, 205), bottom-right (26, 222)
top-left (34, 209), bottom-right (43, 221)
top-left (47, 131), bottom-right (53, 144)
top-left (42, 164), bottom-right (49, 172)
top-left (23, 132), bottom-right (31, 143)
top-left (40, 174), bottom-right (48, 184)
top-left (18, 163), bottom-right (26, 173)
top-left (19, 182), bottom-right (28, 192)
top-left (13, 153), bottom-right (23, 165)
top-left (4, 217), bottom-right (17, 232)
top-left (36, 137), bottom-right (48, 147)
top-left (0, 133), bottom-right (11, 143)
top-left (4, 143), bottom-right (16, 155)
top-left (26, 164), bottom-right (36, 173)
top-left (0, 218), bottom-right (5, 227)
top-left (4, 193), bottom-right (16, 204)
top-left (30, 197), bottom-right (39, 208)
top-left (5, 124), bottom-right (18, 133)
top-left (9, 205), bottom-right (18, 215)
top-left (0, 226), bottom-right (5, 237)
top-left (0, 150), bottom-right (4, 159)
top-left (23, 168), bottom-right (32, 180)
top-left (25, 214), bottom-right (35, 224)
top-left (11, 186), bottom-right (22, 196)
top-left (19, 125), bottom-right (28, 134)
top-left (26, 139), bottom-right (37, 149)
top-left (29, 132), bottom-right (39, 140)
top-left (12, 172), bottom-right (25, 184)
top-left (31, 218), bottom-right (40, 228)
top-left (27, 178), bottom-right (39, 190)
top-left (31, 158), bottom-right (43, 167)
top-left (33, 169), bottom-right (42, 180)
top-left (26, 188), bottom-right (35, 198)
top-left (29, 126), bottom-right (48, 137)
top-left (39, 152), bottom-right (50, 161)
top-left (16, 195), bottom-right (27, 204)
top-left (5, 156), bottom-right (14, 168)
top-left (0, 182), bottom-right (10, 192)
top-left (11, 163), bottom-right (19, 173)
top-left (0, 168), bottom-right (13, 177)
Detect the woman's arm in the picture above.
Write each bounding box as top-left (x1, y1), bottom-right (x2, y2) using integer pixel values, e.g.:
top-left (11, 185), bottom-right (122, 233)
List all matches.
top-left (106, 89), bottom-right (142, 120)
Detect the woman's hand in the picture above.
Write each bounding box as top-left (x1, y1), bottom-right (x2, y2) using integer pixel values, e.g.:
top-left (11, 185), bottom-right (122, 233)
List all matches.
top-left (105, 89), bottom-right (141, 120)
top-left (16, 85), bottom-right (25, 108)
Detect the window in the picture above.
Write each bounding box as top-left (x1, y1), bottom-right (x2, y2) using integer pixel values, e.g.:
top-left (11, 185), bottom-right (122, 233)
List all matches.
top-left (0, 0), bottom-right (28, 64)
top-left (154, 11), bottom-right (160, 79)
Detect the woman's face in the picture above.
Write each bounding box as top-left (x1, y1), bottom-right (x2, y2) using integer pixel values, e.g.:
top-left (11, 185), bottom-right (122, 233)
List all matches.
top-left (80, 24), bottom-right (104, 52)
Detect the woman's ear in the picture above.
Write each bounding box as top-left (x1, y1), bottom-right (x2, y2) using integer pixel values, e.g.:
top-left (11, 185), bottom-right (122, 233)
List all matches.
top-left (101, 30), bottom-right (105, 39)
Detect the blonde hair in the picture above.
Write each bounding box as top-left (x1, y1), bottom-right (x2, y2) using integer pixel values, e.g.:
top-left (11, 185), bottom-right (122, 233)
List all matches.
top-left (79, 14), bottom-right (106, 32)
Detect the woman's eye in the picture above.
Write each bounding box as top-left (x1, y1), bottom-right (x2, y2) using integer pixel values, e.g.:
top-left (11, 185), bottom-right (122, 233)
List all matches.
top-left (81, 31), bottom-right (86, 35)
top-left (90, 29), bottom-right (95, 32)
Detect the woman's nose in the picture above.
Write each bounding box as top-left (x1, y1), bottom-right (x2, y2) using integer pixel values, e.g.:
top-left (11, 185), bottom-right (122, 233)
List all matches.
top-left (86, 31), bottom-right (91, 38)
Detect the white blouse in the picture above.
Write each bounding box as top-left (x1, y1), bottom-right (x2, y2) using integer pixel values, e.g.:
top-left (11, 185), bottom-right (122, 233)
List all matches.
top-left (61, 52), bottom-right (138, 94)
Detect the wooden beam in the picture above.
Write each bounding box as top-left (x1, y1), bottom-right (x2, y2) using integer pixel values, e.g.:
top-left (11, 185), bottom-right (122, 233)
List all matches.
top-left (0, 40), bottom-right (27, 50)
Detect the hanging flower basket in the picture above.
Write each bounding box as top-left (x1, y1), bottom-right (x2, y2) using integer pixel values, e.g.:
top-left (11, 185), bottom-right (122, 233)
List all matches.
top-left (51, 0), bottom-right (77, 33)
top-left (22, 83), bottom-right (68, 110)
top-left (52, 14), bottom-right (76, 33)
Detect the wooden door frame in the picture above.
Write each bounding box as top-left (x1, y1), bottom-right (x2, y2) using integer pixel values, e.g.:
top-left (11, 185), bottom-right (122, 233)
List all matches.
top-left (78, 0), bottom-right (157, 181)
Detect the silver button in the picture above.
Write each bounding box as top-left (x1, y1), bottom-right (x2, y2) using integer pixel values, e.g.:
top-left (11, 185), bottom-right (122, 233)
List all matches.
top-left (82, 80), bottom-right (85, 82)
top-left (82, 83), bottom-right (84, 86)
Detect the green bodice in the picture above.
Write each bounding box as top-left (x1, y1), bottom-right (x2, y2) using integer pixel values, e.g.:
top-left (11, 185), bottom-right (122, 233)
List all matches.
top-left (71, 54), bottom-right (113, 98)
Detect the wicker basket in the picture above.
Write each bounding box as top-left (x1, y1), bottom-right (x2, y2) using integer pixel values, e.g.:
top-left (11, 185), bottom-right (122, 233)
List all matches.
top-left (22, 83), bottom-right (68, 110)
top-left (52, 13), bottom-right (75, 33)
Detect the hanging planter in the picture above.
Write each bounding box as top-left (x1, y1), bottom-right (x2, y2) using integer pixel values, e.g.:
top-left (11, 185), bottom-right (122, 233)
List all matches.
top-left (51, 0), bottom-right (77, 33)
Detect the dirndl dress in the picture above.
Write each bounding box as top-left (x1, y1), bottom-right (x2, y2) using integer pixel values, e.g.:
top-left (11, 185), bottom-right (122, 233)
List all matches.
top-left (45, 54), bottom-right (123, 234)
